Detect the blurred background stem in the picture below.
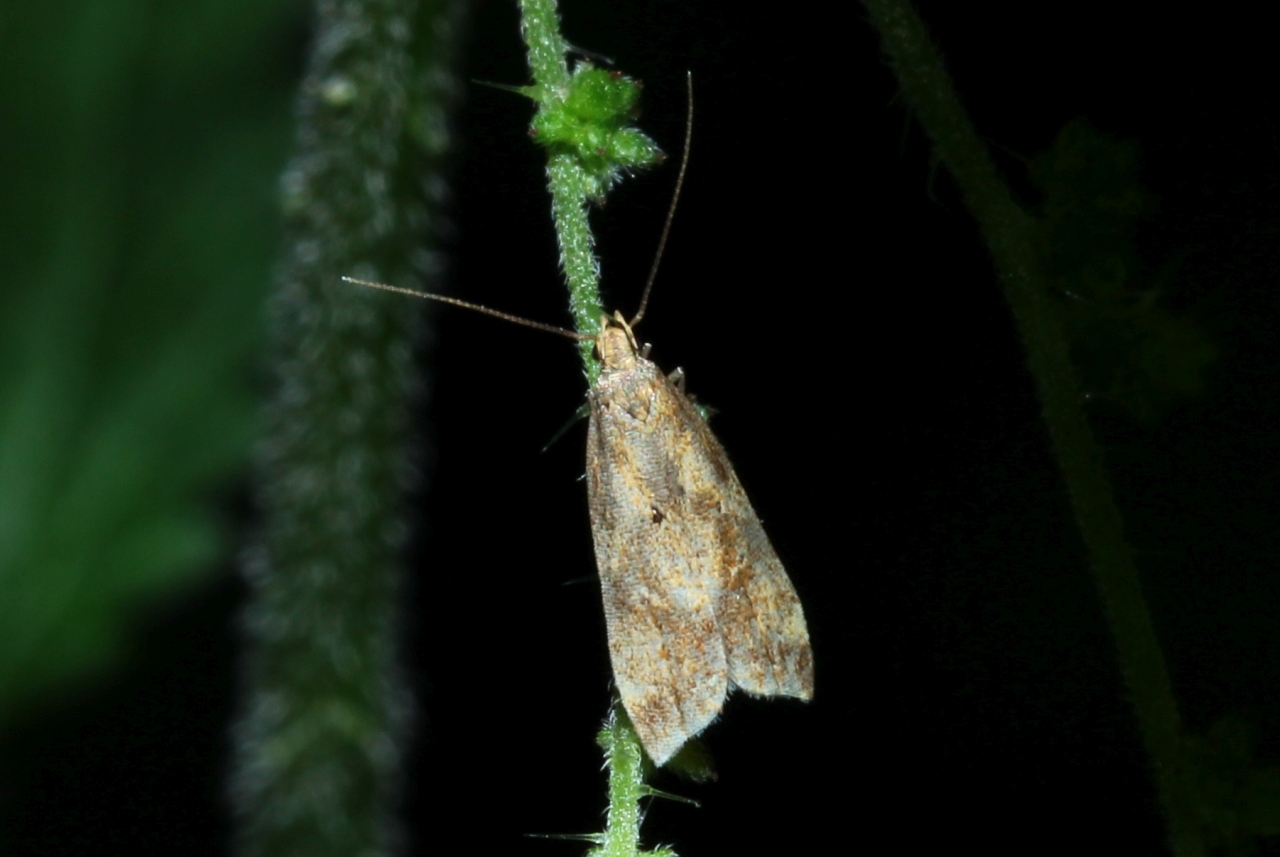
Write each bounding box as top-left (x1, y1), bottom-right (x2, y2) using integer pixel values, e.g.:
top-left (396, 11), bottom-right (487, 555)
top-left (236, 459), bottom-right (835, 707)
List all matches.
top-left (859, 1), bottom-right (1200, 854)
top-left (229, 1), bottom-right (462, 855)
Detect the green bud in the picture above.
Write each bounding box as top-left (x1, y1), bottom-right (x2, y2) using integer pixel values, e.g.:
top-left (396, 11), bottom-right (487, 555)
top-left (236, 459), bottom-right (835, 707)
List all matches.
top-left (528, 63), bottom-right (663, 200)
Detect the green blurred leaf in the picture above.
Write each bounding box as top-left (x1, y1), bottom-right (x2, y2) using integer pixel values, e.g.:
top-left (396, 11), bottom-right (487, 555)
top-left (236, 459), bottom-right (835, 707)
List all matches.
top-left (0, 0), bottom-right (298, 721)
top-left (1184, 712), bottom-right (1280, 853)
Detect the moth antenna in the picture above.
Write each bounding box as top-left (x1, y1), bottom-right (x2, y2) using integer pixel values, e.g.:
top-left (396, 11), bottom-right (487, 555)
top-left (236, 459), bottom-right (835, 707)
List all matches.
top-left (629, 71), bottom-right (693, 327)
top-left (342, 276), bottom-right (591, 342)
top-left (541, 402), bottom-right (591, 454)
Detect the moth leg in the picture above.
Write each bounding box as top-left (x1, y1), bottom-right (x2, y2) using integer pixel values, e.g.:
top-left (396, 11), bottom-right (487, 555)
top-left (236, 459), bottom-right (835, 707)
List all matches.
top-left (667, 367), bottom-right (687, 393)
top-left (541, 400), bottom-right (591, 453)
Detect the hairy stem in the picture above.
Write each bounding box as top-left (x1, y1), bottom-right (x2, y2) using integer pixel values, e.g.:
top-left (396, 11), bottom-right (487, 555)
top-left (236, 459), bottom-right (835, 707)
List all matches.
top-left (518, 2), bottom-right (664, 854)
top-left (230, 1), bottom-right (461, 854)
top-left (519, 0), bottom-right (605, 381)
top-left (592, 707), bottom-right (676, 857)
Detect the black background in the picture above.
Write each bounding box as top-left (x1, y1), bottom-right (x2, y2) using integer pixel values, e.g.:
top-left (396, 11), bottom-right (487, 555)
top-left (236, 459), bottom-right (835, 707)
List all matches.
top-left (3, 1), bottom-right (1278, 854)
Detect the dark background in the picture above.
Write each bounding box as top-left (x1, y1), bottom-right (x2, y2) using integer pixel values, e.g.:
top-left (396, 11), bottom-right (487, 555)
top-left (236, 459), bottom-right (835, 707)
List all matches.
top-left (2, 1), bottom-right (1277, 854)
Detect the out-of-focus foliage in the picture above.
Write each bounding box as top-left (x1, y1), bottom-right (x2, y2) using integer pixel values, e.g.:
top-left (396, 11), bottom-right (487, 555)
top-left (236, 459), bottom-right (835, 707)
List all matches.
top-left (1186, 712), bottom-right (1280, 854)
top-left (0, 0), bottom-right (299, 723)
top-left (1030, 118), bottom-right (1216, 422)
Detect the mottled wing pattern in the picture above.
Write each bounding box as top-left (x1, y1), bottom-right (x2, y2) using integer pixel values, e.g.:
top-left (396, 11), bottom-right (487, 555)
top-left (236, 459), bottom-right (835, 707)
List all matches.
top-left (586, 329), bottom-right (812, 765)
top-left (661, 368), bottom-right (813, 700)
top-left (588, 356), bottom-right (728, 765)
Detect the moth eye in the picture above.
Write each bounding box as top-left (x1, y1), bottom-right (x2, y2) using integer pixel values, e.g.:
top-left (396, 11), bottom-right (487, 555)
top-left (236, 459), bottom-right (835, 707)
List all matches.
top-left (650, 507), bottom-right (665, 524)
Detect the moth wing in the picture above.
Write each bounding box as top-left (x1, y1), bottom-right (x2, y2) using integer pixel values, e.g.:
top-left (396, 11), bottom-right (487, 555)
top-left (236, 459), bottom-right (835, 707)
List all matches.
top-left (587, 362), bottom-right (729, 766)
top-left (669, 386), bottom-right (814, 701)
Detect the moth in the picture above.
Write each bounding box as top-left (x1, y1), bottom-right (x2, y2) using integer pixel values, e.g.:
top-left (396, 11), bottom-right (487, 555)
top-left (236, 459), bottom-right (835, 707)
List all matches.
top-left (342, 78), bottom-right (811, 766)
top-left (587, 312), bottom-right (812, 764)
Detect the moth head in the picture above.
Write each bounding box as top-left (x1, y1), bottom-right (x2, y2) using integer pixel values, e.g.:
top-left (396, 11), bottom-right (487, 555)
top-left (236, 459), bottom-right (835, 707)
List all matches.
top-left (596, 311), bottom-right (640, 371)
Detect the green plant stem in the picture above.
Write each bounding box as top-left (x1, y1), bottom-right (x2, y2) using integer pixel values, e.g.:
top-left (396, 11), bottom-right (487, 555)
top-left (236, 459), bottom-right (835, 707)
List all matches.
top-left (518, 0), bottom-right (571, 91)
top-left (548, 153), bottom-right (606, 379)
top-left (859, 1), bottom-right (1200, 854)
top-left (590, 706), bottom-right (677, 857)
top-left (517, 3), bottom-right (660, 855)
top-left (231, 1), bottom-right (461, 855)
top-left (518, 0), bottom-right (605, 382)
top-left (595, 707), bottom-right (646, 857)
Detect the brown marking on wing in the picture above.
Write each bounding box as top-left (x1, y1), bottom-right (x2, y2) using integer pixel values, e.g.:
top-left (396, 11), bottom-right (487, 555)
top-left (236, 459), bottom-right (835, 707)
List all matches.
top-left (587, 334), bottom-right (813, 764)
top-left (587, 356), bottom-right (729, 764)
top-left (665, 376), bottom-right (814, 701)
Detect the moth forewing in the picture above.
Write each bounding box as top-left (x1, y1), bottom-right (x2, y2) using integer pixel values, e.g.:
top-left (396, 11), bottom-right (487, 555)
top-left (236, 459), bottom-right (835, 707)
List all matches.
top-left (676, 395), bottom-right (814, 701)
top-left (586, 320), bottom-right (813, 765)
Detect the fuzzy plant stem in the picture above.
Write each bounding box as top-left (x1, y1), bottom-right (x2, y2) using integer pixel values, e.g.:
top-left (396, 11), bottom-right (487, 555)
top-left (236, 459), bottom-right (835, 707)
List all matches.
top-left (858, 1), bottom-right (1201, 853)
top-left (591, 708), bottom-right (676, 857)
top-left (518, 1), bottom-right (664, 854)
top-left (230, 1), bottom-right (461, 855)
top-left (518, 0), bottom-right (605, 380)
